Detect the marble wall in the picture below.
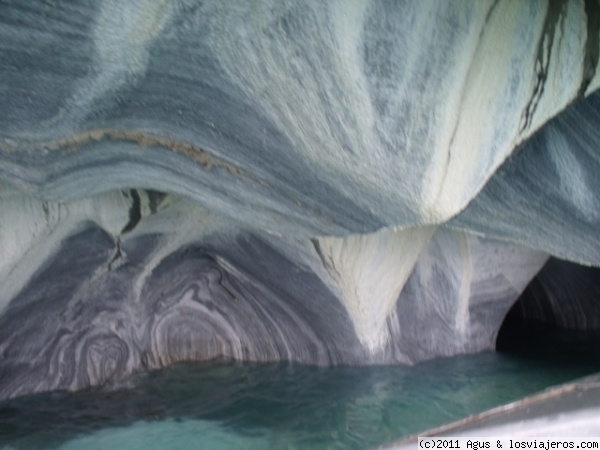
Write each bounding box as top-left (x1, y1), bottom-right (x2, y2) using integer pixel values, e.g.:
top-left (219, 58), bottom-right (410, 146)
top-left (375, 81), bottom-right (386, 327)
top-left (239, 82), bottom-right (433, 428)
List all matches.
top-left (1, 0), bottom-right (600, 399)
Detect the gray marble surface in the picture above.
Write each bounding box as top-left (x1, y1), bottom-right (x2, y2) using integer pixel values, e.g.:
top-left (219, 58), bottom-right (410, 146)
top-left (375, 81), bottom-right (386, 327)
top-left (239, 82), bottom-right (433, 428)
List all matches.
top-left (1, 1), bottom-right (600, 400)
top-left (0, 194), bottom-right (548, 399)
top-left (1, 0), bottom-right (597, 234)
top-left (451, 91), bottom-right (600, 266)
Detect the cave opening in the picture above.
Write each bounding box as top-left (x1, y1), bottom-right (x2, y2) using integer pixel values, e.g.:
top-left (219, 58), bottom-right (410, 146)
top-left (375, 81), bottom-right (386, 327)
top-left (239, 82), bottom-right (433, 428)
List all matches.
top-left (496, 257), bottom-right (600, 362)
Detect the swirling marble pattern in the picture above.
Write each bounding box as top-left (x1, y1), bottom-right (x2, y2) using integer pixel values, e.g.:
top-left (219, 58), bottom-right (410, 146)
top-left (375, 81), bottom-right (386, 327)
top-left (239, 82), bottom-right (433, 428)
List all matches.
top-left (0, 196), bottom-right (550, 399)
top-left (387, 229), bottom-right (547, 362)
top-left (2, 1), bottom-right (600, 400)
top-left (1, 1), bottom-right (598, 235)
top-left (0, 220), bottom-right (366, 399)
top-left (451, 90), bottom-right (600, 265)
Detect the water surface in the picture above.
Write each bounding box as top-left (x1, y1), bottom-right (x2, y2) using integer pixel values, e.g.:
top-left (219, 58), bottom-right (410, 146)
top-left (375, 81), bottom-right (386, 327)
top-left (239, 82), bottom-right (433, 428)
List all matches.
top-left (1, 334), bottom-right (600, 450)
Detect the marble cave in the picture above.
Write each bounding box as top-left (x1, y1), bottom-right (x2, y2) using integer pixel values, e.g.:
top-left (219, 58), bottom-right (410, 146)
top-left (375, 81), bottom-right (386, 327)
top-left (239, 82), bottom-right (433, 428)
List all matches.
top-left (2, 1), bottom-right (600, 433)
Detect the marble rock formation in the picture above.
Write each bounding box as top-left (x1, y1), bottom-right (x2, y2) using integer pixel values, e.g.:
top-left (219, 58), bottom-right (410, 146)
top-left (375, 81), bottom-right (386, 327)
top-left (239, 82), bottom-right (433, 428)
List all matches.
top-left (1, 0), bottom-right (599, 399)
top-left (503, 258), bottom-right (600, 331)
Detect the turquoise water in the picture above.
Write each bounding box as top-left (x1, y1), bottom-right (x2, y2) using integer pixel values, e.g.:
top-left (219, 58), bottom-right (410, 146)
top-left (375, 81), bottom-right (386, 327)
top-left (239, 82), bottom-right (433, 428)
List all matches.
top-left (1, 338), bottom-right (600, 450)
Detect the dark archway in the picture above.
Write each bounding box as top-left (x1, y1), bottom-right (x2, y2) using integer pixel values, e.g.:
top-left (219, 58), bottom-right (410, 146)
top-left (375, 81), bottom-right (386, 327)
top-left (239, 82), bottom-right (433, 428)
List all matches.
top-left (496, 257), bottom-right (600, 357)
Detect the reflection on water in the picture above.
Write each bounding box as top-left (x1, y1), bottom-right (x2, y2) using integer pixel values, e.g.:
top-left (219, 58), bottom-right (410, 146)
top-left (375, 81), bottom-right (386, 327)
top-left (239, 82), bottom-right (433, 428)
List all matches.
top-left (1, 341), bottom-right (600, 450)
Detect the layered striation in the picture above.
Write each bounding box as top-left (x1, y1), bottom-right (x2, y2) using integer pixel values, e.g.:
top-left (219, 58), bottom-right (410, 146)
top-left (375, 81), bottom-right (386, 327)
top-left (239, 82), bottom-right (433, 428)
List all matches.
top-left (2, 0), bottom-right (599, 234)
top-left (1, 0), bottom-right (600, 400)
top-left (0, 192), bottom-right (547, 399)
